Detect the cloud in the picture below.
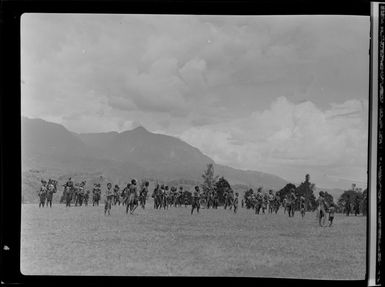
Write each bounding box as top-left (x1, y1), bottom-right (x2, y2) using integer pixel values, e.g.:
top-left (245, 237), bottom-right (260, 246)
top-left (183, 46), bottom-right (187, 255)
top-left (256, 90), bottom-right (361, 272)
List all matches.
top-left (179, 58), bottom-right (207, 95)
top-left (122, 58), bottom-right (190, 116)
top-left (21, 14), bottom-right (368, 121)
top-left (107, 96), bottom-right (137, 112)
top-left (180, 96), bottom-right (368, 186)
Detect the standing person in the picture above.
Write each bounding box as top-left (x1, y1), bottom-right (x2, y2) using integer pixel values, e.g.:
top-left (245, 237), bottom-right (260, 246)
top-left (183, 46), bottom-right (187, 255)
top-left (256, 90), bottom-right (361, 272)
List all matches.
top-left (228, 190), bottom-right (234, 211)
top-left (171, 186), bottom-right (177, 207)
top-left (92, 183), bottom-right (101, 206)
top-left (84, 189), bottom-right (90, 206)
top-left (164, 185), bottom-right (170, 210)
top-left (299, 195), bottom-right (306, 218)
top-left (38, 180), bottom-right (47, 208)
top-left (113, 184), bottom-right (120, 206)
top-left (64, 178), bottom-right (74, 207)
top-left (283, 196), bottom-right (287, 214)
top-left (191, 186), bottom-right (201, 214)
top-left (184, 189), bottom-right (189, 208)
top-left (74, 183), bottom-right (80, 206)
top-left (213, 191), bottom-right (219, 209)
top-left (274, 193), bottom-right (280, 214)
top-left (104, 183), bottom-right (113, 216)
top-left (159, 184), bottom-right (164, 209)
top-left (126, 179), bottom-right (138, 214)
top-left (262, 193), bottom-right (268, 214)
top-left (176, 186), bottom-right (183, 207)
top-left (206, 191), bottom-right (212, 209)
top-left (328, 204), bottom-right (336, 227)
top-left (121, 183), bottom-right (130, 206)
top-left (255, 188), bottom-right (263, 214)
top-left (65, 177), bottom-right (74, 190)
top-left (63, 178), bottom-right (73, 207)
top-left (140, 181), bottom-right (149, 209)
top-left (316, 191), bottom-right (328, 227)
top-left (233, 192), bottom-right (239, 214)
top-left (152, 184), bottom-right (160, 209)
top-left (287, 189), bottom-right (296, 217)
top-left (45, 179), bottom-right (56, 208)
top-left (78, 181), bottom-right (85, 206)
top-left (223, 188), bottom-right (229, 210)
top-left (268, 190), bottom-right (274, 214)
top-left (249, 193), bottom-right (256, 210)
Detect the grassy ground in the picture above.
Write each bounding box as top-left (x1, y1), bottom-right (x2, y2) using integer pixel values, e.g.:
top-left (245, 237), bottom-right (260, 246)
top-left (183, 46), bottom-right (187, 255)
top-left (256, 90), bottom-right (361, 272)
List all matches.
top-left (20, 203), bottom-right (366, 279)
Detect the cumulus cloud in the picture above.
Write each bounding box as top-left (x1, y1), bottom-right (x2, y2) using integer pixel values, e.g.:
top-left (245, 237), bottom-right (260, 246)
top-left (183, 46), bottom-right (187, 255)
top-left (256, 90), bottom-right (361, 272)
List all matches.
top-left (180, 96), bottom-right (368, 186)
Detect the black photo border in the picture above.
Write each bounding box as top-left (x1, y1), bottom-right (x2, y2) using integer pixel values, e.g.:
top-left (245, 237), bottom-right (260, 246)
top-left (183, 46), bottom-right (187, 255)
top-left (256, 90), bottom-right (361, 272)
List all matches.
top-left (0, 0), bottom-right (382, 286)
top-left (377, 3), bottom-right (384, 285)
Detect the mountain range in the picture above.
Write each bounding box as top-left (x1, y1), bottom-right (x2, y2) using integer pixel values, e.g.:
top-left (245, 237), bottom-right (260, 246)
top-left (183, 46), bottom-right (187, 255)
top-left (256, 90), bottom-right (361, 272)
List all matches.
top-left (21, 116), bottom-right (343, 203)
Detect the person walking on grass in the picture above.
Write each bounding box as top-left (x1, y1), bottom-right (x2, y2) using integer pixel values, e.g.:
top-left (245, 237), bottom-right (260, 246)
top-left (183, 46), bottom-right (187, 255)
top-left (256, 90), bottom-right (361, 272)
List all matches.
top-left (287, 189), bottom-right (296, 217)
top-left (255, 188), bottom-right (263, 214)
top-left (268, 190), bottom-right (274, 214)
top-left (177, 186), bottom-right (184, 207)
top-left (184, 190), bottom-right (189, 208)
top-left (126, 179), bottom-right (139, 214)
top-left (139, 181), bottom-right (149, 209)
top-left (299, 195), bottom-right (306, 218)
top-left (233, 192), bottom-right (239, 214)
top-left (38, 179), bottom-right (47, 208)
top-left (113, 184), bottom-right (120, 206)
top-left (104, 183), bottom-right (113, 216)
top-left (316, 191), bottom-right (328, 227)
top-left (191, 186), bottom-right (201, 215)
top-left (328, 204), bottom-right (336, 227)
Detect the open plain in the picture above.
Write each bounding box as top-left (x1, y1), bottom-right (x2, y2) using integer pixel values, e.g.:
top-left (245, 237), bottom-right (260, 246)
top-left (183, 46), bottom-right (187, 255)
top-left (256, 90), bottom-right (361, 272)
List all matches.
top-left (21, 203), bottom-right (366, 279)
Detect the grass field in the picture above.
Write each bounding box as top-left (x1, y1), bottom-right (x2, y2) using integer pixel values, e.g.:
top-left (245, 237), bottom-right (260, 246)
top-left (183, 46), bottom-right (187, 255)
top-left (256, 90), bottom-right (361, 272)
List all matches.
top-left (21, 202), bottom-right (366, 279)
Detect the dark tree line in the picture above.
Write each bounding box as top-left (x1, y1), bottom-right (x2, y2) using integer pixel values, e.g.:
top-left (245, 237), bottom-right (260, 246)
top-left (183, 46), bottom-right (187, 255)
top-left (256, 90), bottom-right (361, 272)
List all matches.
top-left (277, 175), bottom-right (320, 211)
top-left (200, 163), bottom-right (233, 206)
top-left (337, 184), bottom-right (367, 216)
top-left (215, 176), bottom-right (232, 205)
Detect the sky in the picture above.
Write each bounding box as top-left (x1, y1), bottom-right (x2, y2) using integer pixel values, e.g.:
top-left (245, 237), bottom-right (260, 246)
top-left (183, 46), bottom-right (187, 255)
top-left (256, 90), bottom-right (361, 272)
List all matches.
top-left (21, 14), bottom-right (370, 189)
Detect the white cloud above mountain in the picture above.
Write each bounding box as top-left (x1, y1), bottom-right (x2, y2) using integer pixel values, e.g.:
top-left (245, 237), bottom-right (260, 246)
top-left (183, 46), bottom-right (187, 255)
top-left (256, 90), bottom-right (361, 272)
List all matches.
top-left (180, 96), bottom-right (368, 187)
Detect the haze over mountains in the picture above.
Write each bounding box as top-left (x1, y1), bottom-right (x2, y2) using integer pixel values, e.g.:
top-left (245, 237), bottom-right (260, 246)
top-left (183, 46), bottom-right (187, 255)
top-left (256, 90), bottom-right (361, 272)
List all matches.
top-left (21, 116), bottom-right (343, 202)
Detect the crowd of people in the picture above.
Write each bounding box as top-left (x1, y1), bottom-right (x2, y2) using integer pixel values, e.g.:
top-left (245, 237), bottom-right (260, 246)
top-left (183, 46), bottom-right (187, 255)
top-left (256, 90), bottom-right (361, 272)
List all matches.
top-left (37, 177), bottom-right (336, 226)
top-left (37, 179), bottom-right (58, 208)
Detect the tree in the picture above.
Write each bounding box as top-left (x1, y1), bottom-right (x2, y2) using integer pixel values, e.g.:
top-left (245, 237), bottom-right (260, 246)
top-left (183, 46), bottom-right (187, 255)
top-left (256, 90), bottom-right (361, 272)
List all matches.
top-left (337, 185), bottom-right (365, 216)
top-left (201, 163), bottom-right (219, 205)
top-left (296, 174), bottom-right (316, 211)
top-left (215, 176), bottom-right (232, 205)
top-left (361, 189), bottom-right (368, 216)
top-left (277, 183), bottom-right (297, 202)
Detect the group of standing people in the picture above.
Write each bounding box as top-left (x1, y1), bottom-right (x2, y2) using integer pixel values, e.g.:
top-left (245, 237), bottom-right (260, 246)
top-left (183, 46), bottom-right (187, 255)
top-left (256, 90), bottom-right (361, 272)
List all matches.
top-left (152, 184), bottom-right (188, 209)
top-left (241, 187), bottom-right (336, 226)
top-left (62, 178), bottom-right (89, 207)
top-left (37, 179), bottom-right (57, 208)
top-left (243, 188), bottom-right (282, 215)
top-left (38, 177), bottom-right (337, 226)
top-left (103, 179), bottom-right (149, 215)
